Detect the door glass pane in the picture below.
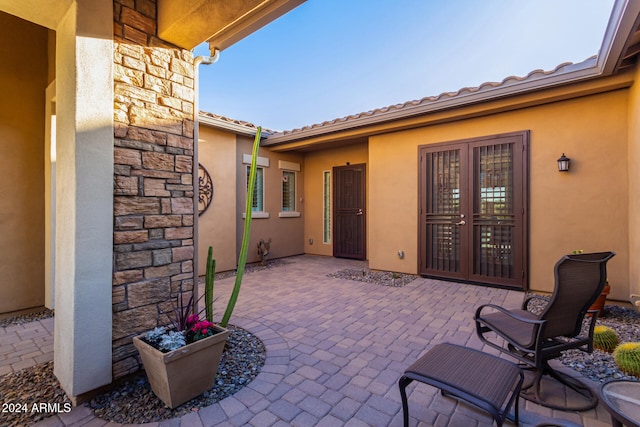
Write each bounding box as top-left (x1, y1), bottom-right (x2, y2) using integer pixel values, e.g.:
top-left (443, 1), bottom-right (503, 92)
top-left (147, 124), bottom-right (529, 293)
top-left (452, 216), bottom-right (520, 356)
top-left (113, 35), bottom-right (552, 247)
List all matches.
top-left (323, 171), bottom-right (331, 243)
top-left (426, 150), bottom-right (460, 272)
top-left (474, 144), bottom-right (514, 278)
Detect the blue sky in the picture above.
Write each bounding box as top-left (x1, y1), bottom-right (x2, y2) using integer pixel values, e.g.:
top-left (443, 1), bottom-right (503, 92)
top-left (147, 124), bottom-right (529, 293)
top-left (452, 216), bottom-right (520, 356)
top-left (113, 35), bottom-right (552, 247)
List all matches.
top-left (194, 0), bottom-right (615, 131)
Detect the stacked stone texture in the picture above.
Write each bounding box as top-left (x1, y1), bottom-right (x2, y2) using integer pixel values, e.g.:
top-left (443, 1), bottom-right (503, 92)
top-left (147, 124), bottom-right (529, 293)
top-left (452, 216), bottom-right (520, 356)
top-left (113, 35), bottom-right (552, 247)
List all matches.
top-left (112, 0), bottom-right (196, 379)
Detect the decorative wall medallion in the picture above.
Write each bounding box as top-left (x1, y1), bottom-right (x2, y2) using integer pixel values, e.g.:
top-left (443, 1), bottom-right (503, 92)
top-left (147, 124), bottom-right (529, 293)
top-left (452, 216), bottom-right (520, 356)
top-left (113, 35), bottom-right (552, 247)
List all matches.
top-left (198, 163), bottom-right (213, 215)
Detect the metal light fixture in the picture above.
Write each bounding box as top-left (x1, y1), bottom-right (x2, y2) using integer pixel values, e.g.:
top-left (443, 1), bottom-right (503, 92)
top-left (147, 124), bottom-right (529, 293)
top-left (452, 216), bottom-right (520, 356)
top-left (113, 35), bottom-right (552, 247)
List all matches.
top-left (557, 153), bottom-right (570, 172)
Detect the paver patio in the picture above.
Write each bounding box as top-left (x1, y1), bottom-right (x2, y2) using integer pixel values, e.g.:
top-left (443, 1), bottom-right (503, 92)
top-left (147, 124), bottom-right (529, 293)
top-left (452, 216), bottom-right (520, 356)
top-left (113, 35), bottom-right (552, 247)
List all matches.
top-left (1, 255), bottom-right (615, 426)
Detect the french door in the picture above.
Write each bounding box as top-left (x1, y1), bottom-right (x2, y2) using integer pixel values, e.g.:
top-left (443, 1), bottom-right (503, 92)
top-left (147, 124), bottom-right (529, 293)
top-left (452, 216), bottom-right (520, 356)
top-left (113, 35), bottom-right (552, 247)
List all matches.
top-left (419, 132), bottom-right (528, 289)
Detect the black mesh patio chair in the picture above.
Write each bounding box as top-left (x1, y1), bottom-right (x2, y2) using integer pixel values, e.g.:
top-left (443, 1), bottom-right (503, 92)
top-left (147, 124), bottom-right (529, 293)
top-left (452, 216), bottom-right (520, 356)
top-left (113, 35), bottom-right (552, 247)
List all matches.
top-left (475, 251), bottom-right (615, 411)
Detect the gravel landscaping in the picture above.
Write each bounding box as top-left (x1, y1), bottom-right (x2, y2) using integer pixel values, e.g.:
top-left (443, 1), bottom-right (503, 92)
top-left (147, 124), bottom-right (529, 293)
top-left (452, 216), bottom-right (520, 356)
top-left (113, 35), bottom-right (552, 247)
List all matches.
top-left (0, 308), bottom-right (54, 327)
top-left (0, 361), bottom-right (71, 426)
top-left (87, 324), bottom-right (266, 423)
top-left (0, 325), bottom-right (265, 426)
top-left (525, 295), bottom-right (639, 382)
top-left (560, 304), bottom-right (640, 382)
top-left (328, 268), bottom-right (418, 287)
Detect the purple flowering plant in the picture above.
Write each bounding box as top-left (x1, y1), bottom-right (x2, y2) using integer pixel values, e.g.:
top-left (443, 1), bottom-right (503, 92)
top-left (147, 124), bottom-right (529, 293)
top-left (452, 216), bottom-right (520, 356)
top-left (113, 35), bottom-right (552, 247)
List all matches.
top-left (144, 284), bottom-right (221, 353)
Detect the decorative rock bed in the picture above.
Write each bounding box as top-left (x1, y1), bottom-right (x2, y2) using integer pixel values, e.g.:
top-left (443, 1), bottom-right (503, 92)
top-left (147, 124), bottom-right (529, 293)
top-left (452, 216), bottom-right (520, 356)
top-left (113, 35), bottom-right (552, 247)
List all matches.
top-left (526, 295), bottom-right (639, 382)
top-left (328, 268), bottom-right (417, 287)
top-left (560, 305), bottom-right (640, 382)
top-left (88, 324), bottom-right (266, 423)
top-left (0, 325), bottom-right (265, 426)
top-left (0, 308), bottom-right (54, 327)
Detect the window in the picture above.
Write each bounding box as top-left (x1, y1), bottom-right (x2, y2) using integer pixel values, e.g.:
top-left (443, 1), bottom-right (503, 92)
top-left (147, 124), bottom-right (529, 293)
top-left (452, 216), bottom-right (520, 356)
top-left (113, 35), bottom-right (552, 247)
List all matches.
top-left (243, 154), bottom-right (270, 219)
top-left (278, 160), bottom-right (301, 217)
top-left (247, 165), bottom-right (264, 211)
top-left (282, 171), bottom-right (296, 212)
top-left (323, 170), bottom-right (331, 243)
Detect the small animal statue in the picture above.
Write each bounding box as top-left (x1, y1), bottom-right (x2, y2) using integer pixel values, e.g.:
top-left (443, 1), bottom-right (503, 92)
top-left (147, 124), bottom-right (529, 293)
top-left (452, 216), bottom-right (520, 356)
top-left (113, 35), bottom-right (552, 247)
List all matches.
top-left (257, 238), bottom-right (272, 266)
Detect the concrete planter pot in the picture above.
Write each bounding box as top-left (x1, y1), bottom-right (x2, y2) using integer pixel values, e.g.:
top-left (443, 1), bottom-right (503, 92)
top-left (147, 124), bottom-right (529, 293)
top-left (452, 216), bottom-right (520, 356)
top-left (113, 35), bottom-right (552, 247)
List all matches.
top-left (133, 326), bottom-right (230, 408)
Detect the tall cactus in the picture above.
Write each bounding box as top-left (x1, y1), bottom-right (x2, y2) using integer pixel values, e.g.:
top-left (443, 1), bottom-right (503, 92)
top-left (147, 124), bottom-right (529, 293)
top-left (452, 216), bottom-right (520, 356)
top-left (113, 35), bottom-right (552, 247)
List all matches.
top-left (220, 127), bottom-right (261, 327)
top-left (205, 246), bottom-right (215, 323)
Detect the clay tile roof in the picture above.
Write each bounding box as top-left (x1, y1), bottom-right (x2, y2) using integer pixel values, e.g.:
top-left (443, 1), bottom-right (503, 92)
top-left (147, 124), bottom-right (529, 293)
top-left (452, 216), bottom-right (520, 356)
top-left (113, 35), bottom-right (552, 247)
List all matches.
top-left (265, 56), bottom-right (598, 142)
top-left (198, 111), bottom-right (275, 135)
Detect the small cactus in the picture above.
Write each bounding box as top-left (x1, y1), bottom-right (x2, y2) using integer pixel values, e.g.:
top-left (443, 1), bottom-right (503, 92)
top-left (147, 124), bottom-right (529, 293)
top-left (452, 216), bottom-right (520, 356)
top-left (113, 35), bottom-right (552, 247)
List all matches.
top-left (593, 326), bottom-right (619, 353)
top-left (613, 342), bottom-right (640, 376)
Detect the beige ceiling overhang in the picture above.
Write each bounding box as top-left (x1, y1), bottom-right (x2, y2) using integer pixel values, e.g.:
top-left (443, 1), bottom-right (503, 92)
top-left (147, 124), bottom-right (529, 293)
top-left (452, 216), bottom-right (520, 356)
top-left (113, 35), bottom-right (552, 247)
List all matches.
top-left (158, 0), bottom-right (305, 52)
top-left (0, 0), bottom-right (73, 30)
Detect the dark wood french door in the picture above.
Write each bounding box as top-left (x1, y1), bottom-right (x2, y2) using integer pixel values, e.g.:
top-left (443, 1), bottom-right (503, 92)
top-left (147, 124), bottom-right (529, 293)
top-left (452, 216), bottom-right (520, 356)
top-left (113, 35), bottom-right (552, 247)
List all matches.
top-left (333, 164), bottom-right (366, 260)
top-left (419, 132), bottom-right (528, 289)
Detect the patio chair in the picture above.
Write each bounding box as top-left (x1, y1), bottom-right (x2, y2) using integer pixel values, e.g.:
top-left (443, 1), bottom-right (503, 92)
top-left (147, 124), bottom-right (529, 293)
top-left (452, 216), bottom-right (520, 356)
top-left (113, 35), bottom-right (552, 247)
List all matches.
top-left (474, 251), bottom-right (615, 411)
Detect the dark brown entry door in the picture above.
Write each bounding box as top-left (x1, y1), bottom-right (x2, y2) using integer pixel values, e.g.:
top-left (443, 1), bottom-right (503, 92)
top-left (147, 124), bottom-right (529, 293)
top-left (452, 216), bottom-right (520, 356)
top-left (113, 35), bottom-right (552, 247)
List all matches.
top-left (419, 132), bottom-right (528, 289)
top-left (333, 164), bottom-right (366, 260)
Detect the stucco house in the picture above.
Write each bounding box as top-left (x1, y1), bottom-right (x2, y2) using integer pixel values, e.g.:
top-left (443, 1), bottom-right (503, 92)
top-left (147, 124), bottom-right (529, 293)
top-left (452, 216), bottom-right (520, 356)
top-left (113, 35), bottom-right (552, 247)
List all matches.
top-left (1, 0), bottom-right (639, 404)
top-left (197, 0), bottom-right (640, 305)
top-left (197, 113), bottom-right (305, 273)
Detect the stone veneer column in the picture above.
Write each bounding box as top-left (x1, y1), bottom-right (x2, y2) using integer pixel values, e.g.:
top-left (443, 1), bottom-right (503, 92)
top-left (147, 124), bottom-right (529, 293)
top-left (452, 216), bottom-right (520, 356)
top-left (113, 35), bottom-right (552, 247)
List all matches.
top-left (112, 0), bottom-right (196, 379)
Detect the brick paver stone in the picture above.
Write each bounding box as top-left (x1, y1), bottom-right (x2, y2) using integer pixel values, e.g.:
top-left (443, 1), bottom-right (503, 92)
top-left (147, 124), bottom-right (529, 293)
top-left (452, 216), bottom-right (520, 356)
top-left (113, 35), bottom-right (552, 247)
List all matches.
top-left (10, 256), bottom-right (614, 427)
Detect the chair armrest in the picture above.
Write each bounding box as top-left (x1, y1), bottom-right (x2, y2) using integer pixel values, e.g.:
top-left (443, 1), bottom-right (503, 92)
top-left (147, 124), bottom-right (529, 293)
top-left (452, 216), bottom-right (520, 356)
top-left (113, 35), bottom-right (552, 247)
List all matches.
top-left (476, 304), bottom-right (545, 325)
top-left (475, 304), bottom-right (546, 349)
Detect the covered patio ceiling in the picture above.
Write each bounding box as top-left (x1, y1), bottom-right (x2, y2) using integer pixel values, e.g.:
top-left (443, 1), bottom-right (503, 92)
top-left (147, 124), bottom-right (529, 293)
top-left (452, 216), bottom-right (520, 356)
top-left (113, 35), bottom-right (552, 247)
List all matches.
top-left (158, 0), bottom-right (306, 52)
top-left (0, 0), bottom-right (306, 53)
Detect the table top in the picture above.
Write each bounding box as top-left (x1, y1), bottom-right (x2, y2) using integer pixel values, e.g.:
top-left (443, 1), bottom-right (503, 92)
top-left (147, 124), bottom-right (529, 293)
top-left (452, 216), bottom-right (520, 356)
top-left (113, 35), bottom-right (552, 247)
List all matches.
top-left (600, 380), bottom-right (640, 427)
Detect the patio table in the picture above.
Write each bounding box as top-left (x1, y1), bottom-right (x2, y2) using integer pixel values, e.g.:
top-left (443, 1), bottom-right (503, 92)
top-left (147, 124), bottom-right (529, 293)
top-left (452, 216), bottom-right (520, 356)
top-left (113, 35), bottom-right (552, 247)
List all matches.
top-left (599, 380), bottom-right (640, 427)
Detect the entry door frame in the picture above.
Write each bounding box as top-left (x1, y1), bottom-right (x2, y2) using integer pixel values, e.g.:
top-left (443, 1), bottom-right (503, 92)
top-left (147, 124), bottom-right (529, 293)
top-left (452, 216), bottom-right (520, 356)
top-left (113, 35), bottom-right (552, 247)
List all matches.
top-left (418, 131), bottom-right (529, 289)
top-left (333, 164), bottom-right (366, 260)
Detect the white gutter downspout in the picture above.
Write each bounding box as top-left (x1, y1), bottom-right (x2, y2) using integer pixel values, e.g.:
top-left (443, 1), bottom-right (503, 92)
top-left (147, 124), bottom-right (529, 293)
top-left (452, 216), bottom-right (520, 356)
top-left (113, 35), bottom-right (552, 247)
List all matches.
top-left (193, 49), bottom-right (220, 298)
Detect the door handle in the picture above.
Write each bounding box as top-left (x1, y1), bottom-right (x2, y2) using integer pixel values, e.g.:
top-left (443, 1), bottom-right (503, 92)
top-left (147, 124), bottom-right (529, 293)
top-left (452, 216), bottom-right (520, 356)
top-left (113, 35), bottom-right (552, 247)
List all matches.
top-left (356, 209), bottom-right (363, 216)
top-left (456, 220), bottom-right (466, 225)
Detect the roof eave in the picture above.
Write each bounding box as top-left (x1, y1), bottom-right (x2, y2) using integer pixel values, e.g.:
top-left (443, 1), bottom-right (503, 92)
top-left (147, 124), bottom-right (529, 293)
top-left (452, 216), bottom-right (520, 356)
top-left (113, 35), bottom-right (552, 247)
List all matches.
top-left (199, 114), bottom-right (271, 137)
top-left (598, 0), bottom-right (640, 74)
top-left (263, 59), bottom-right (601, 146)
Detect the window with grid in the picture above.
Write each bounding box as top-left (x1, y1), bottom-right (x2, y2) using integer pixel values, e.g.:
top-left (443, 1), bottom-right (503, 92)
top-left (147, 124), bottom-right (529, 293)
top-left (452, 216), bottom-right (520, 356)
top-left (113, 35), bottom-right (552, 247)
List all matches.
top-left (282, 171), bottom-right (296, 212)
top-left (247, 165), bottom-right (264, 211)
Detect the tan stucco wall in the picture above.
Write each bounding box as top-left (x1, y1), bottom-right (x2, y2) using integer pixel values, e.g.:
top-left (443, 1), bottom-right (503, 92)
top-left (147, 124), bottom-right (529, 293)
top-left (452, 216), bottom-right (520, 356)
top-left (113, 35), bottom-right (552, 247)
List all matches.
top-left (368, 137), bottom-right (417, 274)
top-left (367, 89), bottom-right (629, 299)
top-left (197, 125), bottom-right (306, 272)
top-left (236, 136), bottom-right (305, 265)
top-left (303, 143), bottom-right (368, 257)
top-left (628, 65), bottom-right (640, 302)
top-left (0, 12), bottom-right (47, 313)
top-left (197, 126), bottom-right (238, 274)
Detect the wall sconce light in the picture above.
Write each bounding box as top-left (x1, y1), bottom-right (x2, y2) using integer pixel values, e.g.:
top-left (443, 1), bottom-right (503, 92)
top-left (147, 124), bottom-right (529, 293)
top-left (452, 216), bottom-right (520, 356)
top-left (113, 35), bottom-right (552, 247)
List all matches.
top-left (557, 153), bottom-right (570, 172)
